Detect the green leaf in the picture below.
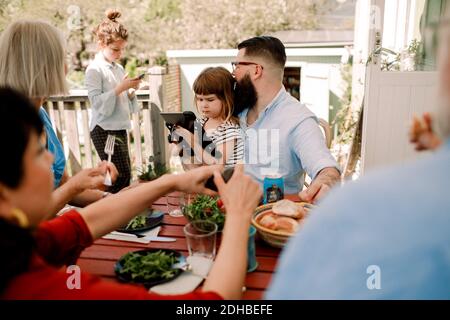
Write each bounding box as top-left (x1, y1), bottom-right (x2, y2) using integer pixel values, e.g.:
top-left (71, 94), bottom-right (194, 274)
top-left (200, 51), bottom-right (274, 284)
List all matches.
top-left (182, 194), bottom-right (225, 229)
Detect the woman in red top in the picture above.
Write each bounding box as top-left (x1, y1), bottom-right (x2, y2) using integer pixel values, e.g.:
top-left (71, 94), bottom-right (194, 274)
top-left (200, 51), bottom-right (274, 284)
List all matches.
top-left (0, 88), bottom-right (262, 300)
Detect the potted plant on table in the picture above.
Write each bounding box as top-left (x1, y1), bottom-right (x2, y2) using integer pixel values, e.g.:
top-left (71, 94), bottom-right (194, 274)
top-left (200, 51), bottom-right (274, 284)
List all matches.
top-left (137, 156), bottom-right (168, 182)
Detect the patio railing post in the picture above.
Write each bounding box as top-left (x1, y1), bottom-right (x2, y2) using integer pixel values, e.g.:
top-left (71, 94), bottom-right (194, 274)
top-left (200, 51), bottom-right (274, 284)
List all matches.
top-left (65, 100), bottom-right (82, 174)
top-left (80, 99), bottom-right (95, 168)
top-left (148, 66), bottom-right (168, 167)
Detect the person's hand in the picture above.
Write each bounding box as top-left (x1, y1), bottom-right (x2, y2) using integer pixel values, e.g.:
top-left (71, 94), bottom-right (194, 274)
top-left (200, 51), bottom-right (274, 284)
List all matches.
top-left (298, 167), bottom-right (340, 204)
top-left (213, 164), bottom-right (262, 219)
top-left (173, 126), bottom-right (194, 147)
top-left (69, 167), bottom-right (107, 194)
top-left (173, 164), bottom-right (223, 197)
top-left (97, 160), bottom-right (119, 183)
top-left (115, 74), bottom-right (141, 95)
top-left (409, 113), bottom-right (442, 151)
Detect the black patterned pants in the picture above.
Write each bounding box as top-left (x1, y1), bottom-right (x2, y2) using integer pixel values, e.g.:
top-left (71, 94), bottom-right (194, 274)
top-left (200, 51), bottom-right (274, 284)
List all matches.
top-left (91, 125), bottom-right (131, 193)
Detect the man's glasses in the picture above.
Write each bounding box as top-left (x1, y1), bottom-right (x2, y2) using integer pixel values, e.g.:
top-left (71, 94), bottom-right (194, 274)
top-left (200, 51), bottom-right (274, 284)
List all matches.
top-left (231, 61), bottom-right (263, 71)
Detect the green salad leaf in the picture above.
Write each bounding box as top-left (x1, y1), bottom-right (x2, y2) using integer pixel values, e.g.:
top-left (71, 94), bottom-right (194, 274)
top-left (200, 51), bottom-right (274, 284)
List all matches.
top-left (125, 214), bottom-right (147, 230)
top-left (182, 194), bottom-right (225, 230)
top-left (118, 250), bottom-right (179, 281)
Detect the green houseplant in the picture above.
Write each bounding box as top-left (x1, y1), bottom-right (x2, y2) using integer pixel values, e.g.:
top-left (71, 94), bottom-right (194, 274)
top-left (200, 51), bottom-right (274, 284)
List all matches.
top-left (138, 156), bottom-right (168, 182)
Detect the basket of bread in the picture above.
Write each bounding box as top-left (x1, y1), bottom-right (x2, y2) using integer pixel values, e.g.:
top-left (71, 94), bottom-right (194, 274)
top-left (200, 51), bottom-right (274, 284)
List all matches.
top-left (251, 199), bottom-right (313, 248)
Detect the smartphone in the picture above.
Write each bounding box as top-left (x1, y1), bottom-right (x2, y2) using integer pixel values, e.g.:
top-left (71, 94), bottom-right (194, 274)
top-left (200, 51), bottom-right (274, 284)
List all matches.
top-left (204, 167), bottom-right (235, 192)
top-left (135, 73), bottom-right (146, 80)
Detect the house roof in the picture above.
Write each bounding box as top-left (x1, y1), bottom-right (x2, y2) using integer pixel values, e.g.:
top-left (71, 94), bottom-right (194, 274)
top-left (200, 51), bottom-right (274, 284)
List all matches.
top-left (269, 30), bottom-right (354, 47)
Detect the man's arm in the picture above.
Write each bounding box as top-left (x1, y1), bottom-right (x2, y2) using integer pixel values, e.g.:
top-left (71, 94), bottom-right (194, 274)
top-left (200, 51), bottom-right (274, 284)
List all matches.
top-left (298, 167), bottom-right (340, 203)
top-left (291, 116), bottom-right (341, 203)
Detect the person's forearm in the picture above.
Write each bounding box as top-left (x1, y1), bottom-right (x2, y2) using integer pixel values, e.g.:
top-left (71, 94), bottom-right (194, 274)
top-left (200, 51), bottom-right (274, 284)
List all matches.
top-left (315, 167), bottom-right (341, 186)
top-left (115, 84), bottom-right (126, 96)
top-left (202, 214), bottom-right (250, 299)
top-left (69, 189), bottom-right (105, 208)
top-left (48, 179), bottom-right (84, 216)
top-left (80, 174), bottom-right (176, 239)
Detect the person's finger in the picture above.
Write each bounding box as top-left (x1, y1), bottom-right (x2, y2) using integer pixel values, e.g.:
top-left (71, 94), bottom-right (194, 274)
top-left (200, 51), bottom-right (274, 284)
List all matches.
top-left (423, 112), bottom-right (433, 131)
top-left (106, 162), bottom-right (118, 172)
top-left (245, 177), bottom-right (263, 205)
top-left (213, 170), bottom-right (226, 194)
top-left (199, 164), bottom-right (223, 180)
top-left (311, 184), bottom-right (329, 203)
top-left (97, 161), bottom-right (108, 171)
top-left (226, 164), bottom-right (243, 183)
top-left (298, 181), bottom-right (321, 203)
top-left (409, 116), bottom-right (421, 141)
top-left (201, 188), bottom-right (218, 197)
top-left (90, 175), bottom-right (106, 188)
top-left (89, 166), bottom-right (107, 176)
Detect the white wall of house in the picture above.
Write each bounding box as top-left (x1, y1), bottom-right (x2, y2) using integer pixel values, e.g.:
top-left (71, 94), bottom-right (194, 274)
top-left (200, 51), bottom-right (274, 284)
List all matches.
top-left (356, 0), bottom-right (440, 174)
top-left (166, 49), bottom-right (236, 114)
top-left (166, 47), bottom-right (348, 122)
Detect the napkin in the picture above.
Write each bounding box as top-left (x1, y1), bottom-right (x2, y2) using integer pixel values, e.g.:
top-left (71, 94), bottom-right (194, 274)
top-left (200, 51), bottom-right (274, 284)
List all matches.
top-left (149, 256), bottom-right (214, 295)
top-left (102, 226), bottom-right (161, 244)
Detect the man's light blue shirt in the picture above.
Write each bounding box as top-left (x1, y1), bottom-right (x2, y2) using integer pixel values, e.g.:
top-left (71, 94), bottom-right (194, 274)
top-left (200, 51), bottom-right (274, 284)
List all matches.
top-left (239, 88), bottom-right (339, 194)
top-left (85, 52), bottom-right (139, 131)
top-left (266, 139), bottom-right (450, 299)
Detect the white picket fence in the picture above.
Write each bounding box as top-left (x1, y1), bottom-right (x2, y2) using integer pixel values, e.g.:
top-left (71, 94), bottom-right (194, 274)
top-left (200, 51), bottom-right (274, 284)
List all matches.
top-left (44, 89), bottom-right (166, 177)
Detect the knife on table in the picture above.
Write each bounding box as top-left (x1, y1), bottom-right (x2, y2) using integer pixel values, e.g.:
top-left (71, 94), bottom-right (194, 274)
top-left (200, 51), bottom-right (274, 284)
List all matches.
top-left (109, 231), bottom-right (177, 242)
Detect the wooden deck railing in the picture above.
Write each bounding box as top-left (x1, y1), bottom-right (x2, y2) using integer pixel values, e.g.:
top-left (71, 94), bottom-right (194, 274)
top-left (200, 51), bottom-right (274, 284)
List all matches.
top-left (44, 89), bottom-right (165, 177)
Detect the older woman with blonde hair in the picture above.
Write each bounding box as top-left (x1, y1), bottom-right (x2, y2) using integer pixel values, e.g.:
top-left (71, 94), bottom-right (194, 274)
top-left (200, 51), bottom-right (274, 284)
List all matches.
top-left (0, 19), bottom-right (118, 215)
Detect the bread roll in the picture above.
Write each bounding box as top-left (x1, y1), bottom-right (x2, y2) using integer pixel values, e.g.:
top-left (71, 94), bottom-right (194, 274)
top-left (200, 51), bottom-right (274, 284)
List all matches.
top-left (276, 217), bottom-right (299, 233)
top-left (272, 199), bottom-right (306, 219)
top-left (259, 214), bottom-right (277, 230)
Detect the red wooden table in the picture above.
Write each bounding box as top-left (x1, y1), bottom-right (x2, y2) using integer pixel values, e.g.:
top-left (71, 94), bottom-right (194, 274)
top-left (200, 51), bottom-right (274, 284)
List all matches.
top-left (78, 193), bottom-right (299, 299)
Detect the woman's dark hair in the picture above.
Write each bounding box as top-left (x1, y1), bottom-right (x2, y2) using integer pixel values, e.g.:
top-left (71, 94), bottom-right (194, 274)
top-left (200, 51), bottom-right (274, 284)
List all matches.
top-left (0, 87), bottom-right (43, 294)
top-left (0, 87), bottom-right (43, 188)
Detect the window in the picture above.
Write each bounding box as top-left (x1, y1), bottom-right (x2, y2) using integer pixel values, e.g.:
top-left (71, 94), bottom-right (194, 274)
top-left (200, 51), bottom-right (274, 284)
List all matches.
top-left (381, 0), bottom-right (448, 71)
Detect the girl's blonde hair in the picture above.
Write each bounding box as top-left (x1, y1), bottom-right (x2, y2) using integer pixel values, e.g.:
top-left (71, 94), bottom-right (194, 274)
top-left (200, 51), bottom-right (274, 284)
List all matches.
top-left (93, 9), bottom-right (128, 46)
top-left (0, 20), bottom-right (68, 98)
top-left (193, 67), bottom-right (237, 123)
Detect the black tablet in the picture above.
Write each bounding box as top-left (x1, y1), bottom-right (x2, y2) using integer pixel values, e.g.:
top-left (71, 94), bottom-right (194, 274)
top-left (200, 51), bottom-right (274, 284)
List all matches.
top-left (160, 112), bottom-right (185, 125)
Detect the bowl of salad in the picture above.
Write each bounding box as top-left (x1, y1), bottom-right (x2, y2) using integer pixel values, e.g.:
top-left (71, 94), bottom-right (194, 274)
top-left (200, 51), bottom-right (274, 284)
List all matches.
top-left (181, 194), bottom-right (225, 231)
top-left (116, 209), bottom-right (164, 234)
top-left (115, 249), bottom-right (185, 287)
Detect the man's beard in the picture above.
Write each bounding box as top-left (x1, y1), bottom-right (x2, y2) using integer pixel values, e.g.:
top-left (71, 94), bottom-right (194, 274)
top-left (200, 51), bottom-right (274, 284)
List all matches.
top-left (233, 74), bottom-right (258, 117)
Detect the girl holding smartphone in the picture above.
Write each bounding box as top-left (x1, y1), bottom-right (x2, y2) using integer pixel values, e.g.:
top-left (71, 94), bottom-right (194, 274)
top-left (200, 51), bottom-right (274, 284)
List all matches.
top-left (86, 9), bottom-right (141, 193)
